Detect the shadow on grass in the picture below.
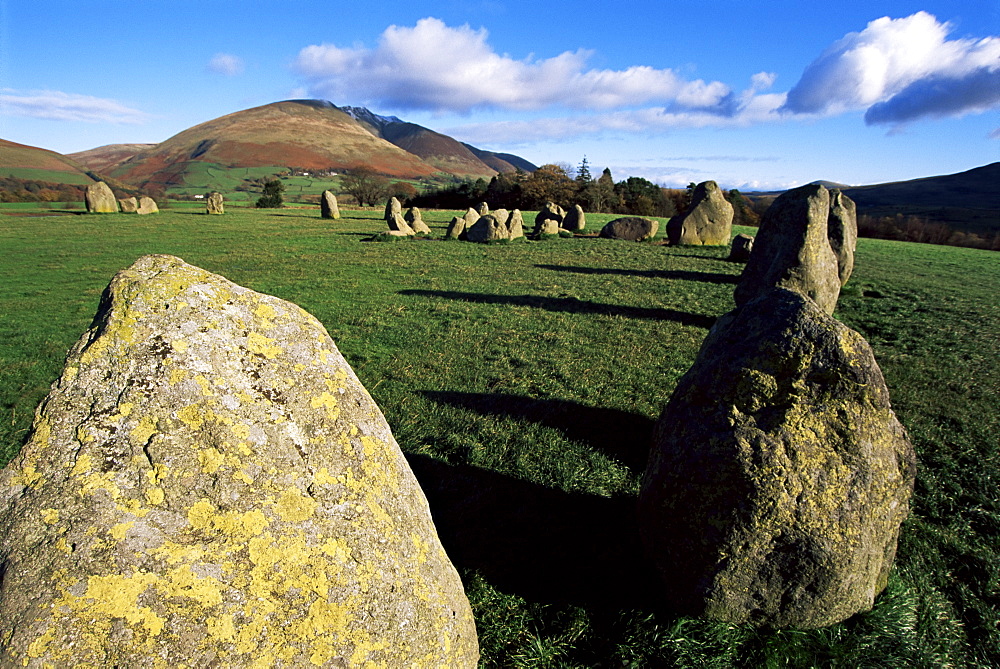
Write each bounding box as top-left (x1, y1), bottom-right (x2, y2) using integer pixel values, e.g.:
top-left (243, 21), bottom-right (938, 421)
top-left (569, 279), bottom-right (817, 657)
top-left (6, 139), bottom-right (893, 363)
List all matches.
top-left (406, 453), bottom-right (666, 610)
top-left (422, 391), bottom-right (653, 473)
top-left (399, 289), bottom-right (717, 328)
top-left (536, 264), bottom-right (739, 284)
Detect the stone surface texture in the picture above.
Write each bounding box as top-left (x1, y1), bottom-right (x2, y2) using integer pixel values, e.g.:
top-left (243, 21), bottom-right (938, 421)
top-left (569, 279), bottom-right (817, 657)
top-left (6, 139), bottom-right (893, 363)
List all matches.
top-left (666, 181), bottom-right (733, 245)
top-left (734, 184), bottom-right (842, 314)
top-left (118, 197), bottom-right (139, 213)
top-left (206, 192), bottom-right (224, 215)
top-left (599, 217), bottom-right (659, 242)
top-left (729, 233), bottom-right (754, 262)
top-left (638, 287), bottom-right (916, 628)
top-left (0, 255), bottom-right (479, 667)
top-left (827, 190), bottom-right (858, 286)
top-left (445, 216), bottom-right (466, 240)
top-left (137, 197), bottom-right (159, 215)
top-left (320, 191), bottom-right (340, 219)
top-left (466, 214), bottom-right (510, 243)
top-left (563, 205), bottom-right (586, 231)
top-left (507, 210), bottom-right (524, 240)
top-left (404, 207), bottom-right (431, 235)
top-left (85, 182), bottom-right (119, 214)
top-left (383, 197), bottom-right (402, 222)
top-left (387, 213), bottom-right (415, 235)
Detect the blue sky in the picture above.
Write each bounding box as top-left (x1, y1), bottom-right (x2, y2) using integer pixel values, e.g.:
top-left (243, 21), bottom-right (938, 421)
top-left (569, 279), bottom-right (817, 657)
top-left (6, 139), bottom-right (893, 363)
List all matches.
top-left (1, 0), bottom-right (997, 190)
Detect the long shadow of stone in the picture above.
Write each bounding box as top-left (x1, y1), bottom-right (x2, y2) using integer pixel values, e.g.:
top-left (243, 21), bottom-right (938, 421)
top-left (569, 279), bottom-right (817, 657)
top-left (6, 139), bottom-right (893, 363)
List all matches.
top-left (399, 290), bottom-right (716, 328)
top-left (536, 264), bottom-right (739, 285)
top-left (422, 391), bottom-right (652, 473)
top-left (406, 453), bottom-right (666, 611)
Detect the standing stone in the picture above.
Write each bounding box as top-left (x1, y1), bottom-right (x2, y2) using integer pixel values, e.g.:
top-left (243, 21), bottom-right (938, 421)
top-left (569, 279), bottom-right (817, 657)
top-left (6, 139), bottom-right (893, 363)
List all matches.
top-left (463, 207), bottom-right (480, 227)
top-left (508, 210), bottom-right (524, 240)
top-left (639, 287), bottom-right (916, 628)
top-left (491, 209), bottom-right (510, 227)
top-left (384, 197), bottom-right (402, 222)
top-left (734, 184), bottom-right (841, 315)
top-left (536, 219), bottom-right (561, 236)
top-left (599, 217), bottom-right (659, 242)
top-left (667, 181), bottom-right (733, 245)
top-left (563, 204), bottom-right (586, 231)
top-left (387, 212), bottom-right (415, 236)
top-left (206, 192), bottom-right (224, 215)
top-left (476, 202), bottom-right (489, 216)
top-left (137, 197), bottom-right (159, 215)
top-left (466, 214), bottom-right (510, 243)
top-left (85, 182), bottom-right (119, 213)
top-left (827, 189), bottom-right (858, 286)
top-left (445, 216), bottom-right (466, 240)
top-left (321, 190), bottom-right (340, 219)
top-left (0, 255), bottom-right (479, 667)
top-left (118, 197), bottom-right (138, 213)
top-left (728, 233), bottom-right (754, 262)
top-left (533, 202), bottom-right (565, 234)
top-left (404, 207), bottom-right (432, 235)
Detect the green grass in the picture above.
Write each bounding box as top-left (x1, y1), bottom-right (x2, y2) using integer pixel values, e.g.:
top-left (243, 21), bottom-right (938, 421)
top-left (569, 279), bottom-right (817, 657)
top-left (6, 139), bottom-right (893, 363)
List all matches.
top-left (1, 208), bottom-right (997, 667)
top-left (0, 167), bottom-right (95, 185)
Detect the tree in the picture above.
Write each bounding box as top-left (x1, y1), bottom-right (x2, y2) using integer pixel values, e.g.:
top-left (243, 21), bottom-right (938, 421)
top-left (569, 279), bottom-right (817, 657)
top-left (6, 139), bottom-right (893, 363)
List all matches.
top-left (521, 164), bottom-right (576, 209)
top-left (388, 181), bottom-right (418, 204)
top-left (615, 176), bottom-right (668, 216)
top-left (339, 167), bottom-right (389, 207)
top-left (255, 179), bottom-right (284, 208)
top-left (593, 167), bottom-right (619, 213)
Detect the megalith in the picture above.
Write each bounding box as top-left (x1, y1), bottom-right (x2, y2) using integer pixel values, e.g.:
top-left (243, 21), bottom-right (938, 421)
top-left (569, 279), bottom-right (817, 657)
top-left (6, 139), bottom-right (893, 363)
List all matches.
top-left (599, 216), bottom-right (658, 242)
top-left (206, 192), bottom-right (225, 215)
top-left (0, 255), bottom-right (479, 667)
top-left (563, 204), bottom-right (586, 231)
top-left (387, 212), bottom-right (415, 235)
top-left (405, 207), bottom-right (431, 235)
top-left (638, 287), bottom-right (916, 628)
top-left (508, 210), bottom-right (525, 240)
top-left (321, 190), bottom-right (340, 219)
top-left (85, 182), bottom-right (119, 213)
top-left (118, 197), bottom-right (138, 213)
top-left (445, 216), bottom-right (466, 240)
top-left (137, 196), bottom-right (159, 215)
top-left (476, 202), bottom-right (489, 216)
top-left (466, 214), bottom-right (511, 243)
top-left (533, 202), bottom-right (565, 234)
top-left (733, 184), bottom-right (843, 314)
top-left (666, 181), bottom-right (733, 245)
top-left (463, 207), bottom-right (480, 227)
top-left (384, 196), bottom-right (402, 222)
top-left (728, 233), bottom-right (754, 262)
top-left (828, 189), bottom-right (858, 286)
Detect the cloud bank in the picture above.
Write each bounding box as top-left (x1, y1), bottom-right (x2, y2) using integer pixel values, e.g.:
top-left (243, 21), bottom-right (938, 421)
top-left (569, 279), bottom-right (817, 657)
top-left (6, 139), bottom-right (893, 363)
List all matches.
top-left (294, 17), bottom-right (741, 114)
top-left (208, 53), bottom-right (245, 77)
top-left (782, 11), bottom-right (1000, 126)
top-left (0, 89), bottom-right (150, 124)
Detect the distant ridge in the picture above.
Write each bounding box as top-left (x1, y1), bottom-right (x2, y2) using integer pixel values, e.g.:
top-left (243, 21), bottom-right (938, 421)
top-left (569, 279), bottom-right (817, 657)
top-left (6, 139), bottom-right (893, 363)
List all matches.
top-left (0, 138), bottom-right (100, 186)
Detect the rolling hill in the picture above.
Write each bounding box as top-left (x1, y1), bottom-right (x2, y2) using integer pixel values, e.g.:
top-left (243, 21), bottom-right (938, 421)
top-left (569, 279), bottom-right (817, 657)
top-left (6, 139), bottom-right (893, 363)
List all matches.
top-left (68, 144), bottom-right (156, 174)
top-left (0, 139), bottom-right (101, 186)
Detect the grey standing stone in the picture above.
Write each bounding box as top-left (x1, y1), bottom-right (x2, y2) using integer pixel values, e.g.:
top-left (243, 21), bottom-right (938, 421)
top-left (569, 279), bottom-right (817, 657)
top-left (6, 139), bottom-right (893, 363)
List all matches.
top-left (384, 197), bottom-right (402, 222)
top-left (118, 197), bottom-right (138, 213)
top-left (599, 217), bottom-right (659, 241)
top-left (508, 210), bottom-right (524, 240)
top-left (563, 204), bottom-right (586, 231)
top-left (827, 190), bottom-right (858, 286)
top-left (206, 192), bottom-right (225, 215)
top-left (137, 197), bottom-right (159, 215)
top-left (445, 216), bottom-right (467, 240)
top-left (667, 181), bottom-right (733, 245)
top-left (85, 182), bottom-right (119, 213)
top-left (466, 214), bottom-right (511, 243)
top-left (321, 190), bottom-right (340, 219)
top-left (728, 233), bottom-right (754, 262)
top-left (0, 255), bottom-right (479, 667)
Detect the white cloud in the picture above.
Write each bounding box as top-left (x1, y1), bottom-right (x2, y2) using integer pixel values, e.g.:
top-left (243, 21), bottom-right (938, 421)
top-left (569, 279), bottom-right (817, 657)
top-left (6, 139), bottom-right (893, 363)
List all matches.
top-left (0, 89), bottom-right (150, 124)
top-left (294, 17), bottom-right (736, 113)
top-left (782, 11), bottom-right (1000, 125)
top-left (208, 53), bottom-right (244, 76)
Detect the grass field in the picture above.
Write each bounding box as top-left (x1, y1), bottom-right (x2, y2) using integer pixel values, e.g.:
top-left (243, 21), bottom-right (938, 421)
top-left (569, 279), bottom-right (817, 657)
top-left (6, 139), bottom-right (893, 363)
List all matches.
top-left (1, 207), bottom-right (997, 667)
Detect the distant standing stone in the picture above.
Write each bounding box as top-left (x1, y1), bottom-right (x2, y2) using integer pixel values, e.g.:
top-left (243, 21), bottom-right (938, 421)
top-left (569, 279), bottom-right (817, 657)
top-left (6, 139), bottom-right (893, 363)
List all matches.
top-left (466, 214), bottom-right (511, 243)
top-left (384, 197), bottom-right (402, 222)
top-left (563, 204), bottom-right (586, 231)
top-left (85, 182), bottom-right (119, 213)
top-left (387, 212), bottom-right (415, 236)
top-left (118, 197), bottom-right (138, 213)
top-left (137, 196), bottom-right (158, 215)
top-left (728, 233), bottom-right (754, 262)
top-left (639, 287), bottom-right (916, 628)
top-left (667, 181), bottom-right (733, 245)
top-left (533, 202), bottom-right (565, 234)
top-left (206, 192), bottom-right (224, 215)
top-left (599, 216), bottom-right (659, 241)
top-left (508, 210), bottom-right (524, 240)
top-left (476, 202), bottom-right (489, 216)
top-left (491, 209), bottom-right (510, 226)
top-left (405, 207), bottom-right (432, 235)
top-left (320, 190), bottom-right (340, 219)
top-left (445, 216), bottom-right (466, 240)
top-left (463, 207), bottom-right (480, 227)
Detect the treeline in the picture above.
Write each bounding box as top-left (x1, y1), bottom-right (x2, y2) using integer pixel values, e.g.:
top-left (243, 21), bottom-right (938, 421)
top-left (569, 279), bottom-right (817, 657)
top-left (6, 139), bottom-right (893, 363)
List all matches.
top-left (409, 158), bottom-right (760, 225)
top-left (857, 214), bottom-right (1000, 251)
top-left (0, 176), bottom-right (159, 204)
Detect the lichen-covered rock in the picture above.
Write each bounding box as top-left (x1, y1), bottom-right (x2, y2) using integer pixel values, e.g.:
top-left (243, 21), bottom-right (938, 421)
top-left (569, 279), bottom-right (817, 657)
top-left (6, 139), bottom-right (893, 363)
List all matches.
top-left (667, 181), bottom-right (733, 245)
top-left (734, 184), bottom-right (842, 314)
top-left (508, 210), bottom-right (524, 240)
top-left (118, 197), bottom-right (139, 213)
top-left (320, 190), bottom-right (340, 219)
top-left (0, 255), bottom-right (479, 667)
top-left (599, 216), bottom-right (658, 241)
top-left (563, 204), bottom-right (586, 231)
top-left (85, 182), bottom-right (119, 213)
top-left (445, 216), bottom-right (466, 240)
top-left (728, 233), bottom-right (754, 262)
top-left (206, 192), bottom-right (225, 215)
top-left (828, 189), bottom-right (857, 286)
top-left (466, 214), bottom-right (510, 243)
top-left (137, 197), bottom-right (159, 215)
top-left (404, 207), bottom-right (431, 235)
top-left (638, 287), bottom-right (915, 628)
top-left (383, 196), bottom-right (402, 222)
top-left (387, 212), bottom-right (415, 235)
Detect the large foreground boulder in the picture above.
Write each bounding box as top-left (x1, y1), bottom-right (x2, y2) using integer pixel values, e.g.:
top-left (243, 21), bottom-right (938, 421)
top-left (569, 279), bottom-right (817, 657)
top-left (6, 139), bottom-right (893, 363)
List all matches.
top-left (666, 180), bottom-right (733, 245)
top-left (599, 217), bottom-right (658, 241)
top-left (85, 182), bottom-right (119, 213)
top-left (0, 255), bottom-right (479, 667)
top-left (638, 287), bottom-right (916, 628)
top-left (734, 184), bottom-right (848, 314)
top-left (320, 190), bottom-right (340, 219)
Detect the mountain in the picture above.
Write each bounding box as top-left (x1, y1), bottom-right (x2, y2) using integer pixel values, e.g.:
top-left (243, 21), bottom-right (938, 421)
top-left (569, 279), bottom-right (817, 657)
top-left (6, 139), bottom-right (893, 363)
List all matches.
top-left (68, 144), bottom-right (156, 174)
top-left (841, 163), bottom-right (1000, 235)
top-left (341, 106), bottom-right (534, 178)
top-left (462, 143), bottom-right (538, 174)
top-left (0, 138), bottom-right (101, 186)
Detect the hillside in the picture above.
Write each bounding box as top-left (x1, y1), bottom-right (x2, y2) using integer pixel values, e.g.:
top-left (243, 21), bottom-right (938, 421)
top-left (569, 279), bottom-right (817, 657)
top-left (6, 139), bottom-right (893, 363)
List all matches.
top-left (69, 144), bottom-right (156, 174)
top-left (842, 163), bottom-right (1000, 235)
top-left (0, 139), bottom-right (100, 186)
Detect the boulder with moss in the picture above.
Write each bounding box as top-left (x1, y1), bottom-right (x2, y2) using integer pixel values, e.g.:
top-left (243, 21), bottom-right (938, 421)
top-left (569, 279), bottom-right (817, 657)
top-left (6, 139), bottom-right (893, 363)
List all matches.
top-left (0, 254), bottom-right (479, 667)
